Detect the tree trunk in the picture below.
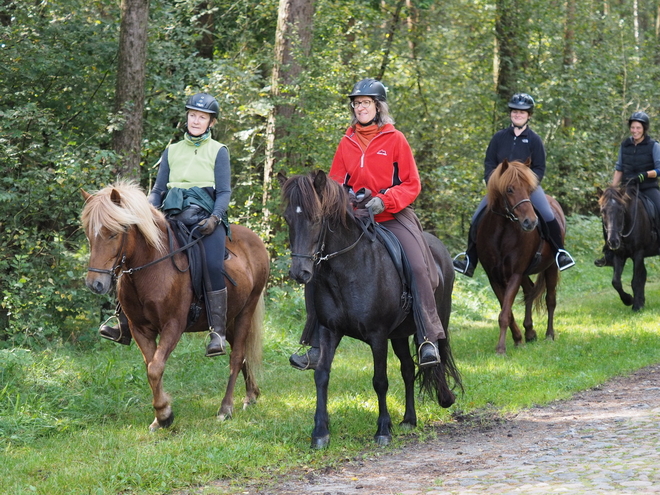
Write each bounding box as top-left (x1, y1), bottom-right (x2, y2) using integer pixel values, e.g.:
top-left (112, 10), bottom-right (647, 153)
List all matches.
top-left (112, 0), bottom-right (149, 180)
top-left (263, 0), bottom-right (315, 236)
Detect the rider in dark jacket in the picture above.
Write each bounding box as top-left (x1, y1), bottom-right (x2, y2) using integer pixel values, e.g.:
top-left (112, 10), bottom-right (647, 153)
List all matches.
top-left (595, 111), bottom-right (660, 266)
top-left (453, 93), bottom-right (575, 277)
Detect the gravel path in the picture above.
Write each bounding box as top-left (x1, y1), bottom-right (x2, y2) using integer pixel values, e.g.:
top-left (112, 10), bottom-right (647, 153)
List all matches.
top-left (250, 363), bottom-right (660, 495)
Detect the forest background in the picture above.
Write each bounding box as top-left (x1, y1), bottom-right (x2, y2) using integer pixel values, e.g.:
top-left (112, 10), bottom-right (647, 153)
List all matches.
top-left (1, 0), bottom-right (658, 345)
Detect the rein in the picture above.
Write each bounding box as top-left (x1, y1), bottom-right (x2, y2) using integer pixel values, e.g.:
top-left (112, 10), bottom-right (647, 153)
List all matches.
top-left (87, 224), bottom-right (203, 280)
top-left (621, 187), bottom-right (639, 238)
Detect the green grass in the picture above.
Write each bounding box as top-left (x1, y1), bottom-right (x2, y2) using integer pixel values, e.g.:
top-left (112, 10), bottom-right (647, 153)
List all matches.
top-left (2, 215), bottom-right (660, 494)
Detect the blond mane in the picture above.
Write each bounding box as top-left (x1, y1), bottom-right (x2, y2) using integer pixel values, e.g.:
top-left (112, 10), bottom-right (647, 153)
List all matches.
top-left (81, 181), bottom-right (165, 253)
top-left (486, 160), bottom-right (539, 208)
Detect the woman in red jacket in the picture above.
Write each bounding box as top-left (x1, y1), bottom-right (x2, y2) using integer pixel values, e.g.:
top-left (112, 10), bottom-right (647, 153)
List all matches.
top-left (290, 78), bottom-right (444, 370)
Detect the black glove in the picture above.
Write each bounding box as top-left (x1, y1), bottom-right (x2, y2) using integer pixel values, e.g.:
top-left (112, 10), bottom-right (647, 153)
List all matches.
top-left (638, 172), bottom-right (647, 183)
top-left (198, 215), bottom-right (220, 235)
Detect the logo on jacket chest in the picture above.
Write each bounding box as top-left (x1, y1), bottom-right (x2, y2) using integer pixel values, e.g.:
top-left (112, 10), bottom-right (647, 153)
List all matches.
top-left (377, 149), bottom-right (388, 156)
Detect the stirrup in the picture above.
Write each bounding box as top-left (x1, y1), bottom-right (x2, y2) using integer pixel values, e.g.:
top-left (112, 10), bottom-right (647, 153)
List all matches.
top-left (556, 249), bottom-right (575, 271)
top-left (452, 252), bottom-right (470, 274)
top-left (99, 314), bottom-right (125, 342)
top-left (206, 330), bottom-right (226, 357)
top-left (418, 340), bottom-right (441, 368)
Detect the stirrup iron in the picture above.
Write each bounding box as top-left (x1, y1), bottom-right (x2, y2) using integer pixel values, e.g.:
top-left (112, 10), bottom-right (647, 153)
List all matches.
top-left (556, 249), bottom-right (575, 271)
top-left (418, 340), bottom-right (441, 368)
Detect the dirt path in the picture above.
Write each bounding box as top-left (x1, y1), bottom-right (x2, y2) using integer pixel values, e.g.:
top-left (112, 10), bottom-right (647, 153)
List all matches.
top-left (232, 363), bottom-right (660, 494)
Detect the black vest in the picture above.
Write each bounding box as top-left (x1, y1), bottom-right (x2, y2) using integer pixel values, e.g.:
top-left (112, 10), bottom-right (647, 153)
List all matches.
top-left (621, 136), bottom-right (658, 190)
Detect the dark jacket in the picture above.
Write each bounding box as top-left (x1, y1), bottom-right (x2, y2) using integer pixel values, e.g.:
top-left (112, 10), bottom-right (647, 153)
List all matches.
top-left (484, 126), bottom-right (546, 183)
top-left (619, 136), bottom-right (659, 191)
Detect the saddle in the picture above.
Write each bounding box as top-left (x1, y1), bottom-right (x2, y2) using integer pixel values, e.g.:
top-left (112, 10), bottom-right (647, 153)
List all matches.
top-left (167, 217), bottom-right (234, 328)
top-left (354, 214), bottom-right (413, 325)
top-left (636, 191), bottom-right (660, 238)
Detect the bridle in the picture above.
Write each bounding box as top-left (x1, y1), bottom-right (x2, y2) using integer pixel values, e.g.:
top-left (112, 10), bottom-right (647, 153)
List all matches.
top-left (492, 197), bottom-right (532, 222)
top-left (290, 217), bottom-right (365, 265)
top-left (604, 186), bottom-right (639, 239)
top-left (87, 224), bottom-right (203, 281)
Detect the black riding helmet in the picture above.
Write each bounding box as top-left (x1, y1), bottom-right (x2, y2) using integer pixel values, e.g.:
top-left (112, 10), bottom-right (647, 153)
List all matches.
top-left (508, 93), bottom-right (535, 114)
top-left (629, 111), bottom-right (650, 133)
top-left (348, 78), bottom-right (387, 102)
top-left (185, 93), bottom-right (219, 119)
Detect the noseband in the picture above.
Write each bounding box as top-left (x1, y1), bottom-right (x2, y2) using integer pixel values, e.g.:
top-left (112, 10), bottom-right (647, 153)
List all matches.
top-left (501, 198), bottom-right (532, 222)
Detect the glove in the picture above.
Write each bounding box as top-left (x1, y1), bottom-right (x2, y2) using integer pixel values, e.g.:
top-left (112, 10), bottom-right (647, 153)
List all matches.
top-left (198, 214), bottom-right (220, 235)
top-left (364, 197), bottom-right (385, 215)
top-left (638, 172), bottom-right (647, 183)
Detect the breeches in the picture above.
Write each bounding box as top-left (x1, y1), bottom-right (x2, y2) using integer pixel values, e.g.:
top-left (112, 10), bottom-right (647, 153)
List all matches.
top-left (201, 225), bottom-right (227, 291)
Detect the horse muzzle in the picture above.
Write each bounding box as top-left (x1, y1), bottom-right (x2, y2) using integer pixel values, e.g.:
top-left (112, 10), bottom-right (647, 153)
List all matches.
top-left (85, 273), bottom-right (113, 295)
top-left (289, 266), bottom-right (313, 285)
top-left (520, 217), bottom-right (538, 232)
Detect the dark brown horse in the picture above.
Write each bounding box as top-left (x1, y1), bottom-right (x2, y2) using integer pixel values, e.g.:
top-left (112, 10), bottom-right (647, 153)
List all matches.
top-left (280, 170), bottom-right (461, 448)
top-left (82, 182), bottom-right (269, 430)
top-left (477, 159), bottom-right (564, 354)
top-left (598, 185), bottom-right (659, 311)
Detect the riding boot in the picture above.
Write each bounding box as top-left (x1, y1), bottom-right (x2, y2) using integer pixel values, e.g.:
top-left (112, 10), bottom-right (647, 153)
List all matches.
top-left (594, 248), bottom-right (614, 267)
top-left (99, 306), bottom-right (132, 345)
top-left (453, 210), bottom-right (482, 277)
top-left (290, 283), bottom-right (320, 370)
top-left (546, 219), bottom-right (575, 271)
top-left (205, 288), bottom-right (228, 357)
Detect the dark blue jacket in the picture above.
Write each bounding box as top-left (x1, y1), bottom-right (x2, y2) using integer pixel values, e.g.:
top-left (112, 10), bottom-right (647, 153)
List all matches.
top-left (484, 125), bottom-right (546, 183)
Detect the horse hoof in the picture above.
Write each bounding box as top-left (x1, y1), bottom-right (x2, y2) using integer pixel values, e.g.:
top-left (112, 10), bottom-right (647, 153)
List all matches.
top-left (374, 434), bottom-right (391, 446)
top-left (217, 410), bottom-right (233, 422)
top-left (149, 412), bottom-right (174, 431)
top-left (311, 435), bottom-right (330, 449)
top-left (398, 421), bottom-right (416, 430)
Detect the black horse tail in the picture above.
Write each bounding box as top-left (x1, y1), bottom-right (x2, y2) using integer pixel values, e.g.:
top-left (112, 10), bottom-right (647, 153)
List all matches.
top-left (417, 333), bottom-right (463, 408)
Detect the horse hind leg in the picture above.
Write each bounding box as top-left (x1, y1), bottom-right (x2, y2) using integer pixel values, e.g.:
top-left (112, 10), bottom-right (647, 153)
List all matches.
top-left (522, 276), bottom-right (537, 343)
top-left (544, 267), bottom-right (559, 341)
top-left (631, 255), bottom-right (647, 311)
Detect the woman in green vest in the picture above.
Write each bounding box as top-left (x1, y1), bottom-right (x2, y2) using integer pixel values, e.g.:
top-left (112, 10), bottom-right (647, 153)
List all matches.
top-left (100, 93), bottom-right (231, 357)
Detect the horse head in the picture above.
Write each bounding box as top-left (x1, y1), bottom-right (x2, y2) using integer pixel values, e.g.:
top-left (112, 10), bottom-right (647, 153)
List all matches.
top-left (278, 170), bottom-right (351, 284)
top-left (487, 158), bottom-right (539, 232)
top-left (81, 182), bottom-right (164, 294)
top-left (598, 186), bottom-right (627, 251)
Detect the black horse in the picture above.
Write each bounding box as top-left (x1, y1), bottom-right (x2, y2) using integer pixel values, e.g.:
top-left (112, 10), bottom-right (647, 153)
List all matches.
top-left (598, 185), bottom-right (660, 311)
top-left (279, 170), bottom-right (462, 448)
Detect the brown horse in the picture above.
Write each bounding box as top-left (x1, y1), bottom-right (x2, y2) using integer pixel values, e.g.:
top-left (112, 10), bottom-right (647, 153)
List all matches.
top-left (81, 182), bottom-right (269, 430)
top-left (477, 159), bottom-right (563, 354)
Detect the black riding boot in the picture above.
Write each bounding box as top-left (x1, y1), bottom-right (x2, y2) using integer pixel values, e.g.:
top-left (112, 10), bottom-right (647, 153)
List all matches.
top-left (453, 216), bottom-right (480, 277)
top-left (99, 306), bottom-right (132, 345)
top-left (289, 283), bottom-right (320, 370)
top-left (205, 288), bottom-right (228, 357)
top-left (547, 219), bottom-right (575, 271)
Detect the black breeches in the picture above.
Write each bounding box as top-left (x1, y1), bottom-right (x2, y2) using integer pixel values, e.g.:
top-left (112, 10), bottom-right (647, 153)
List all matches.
top-left (201, 225), bottom-right (227, 291)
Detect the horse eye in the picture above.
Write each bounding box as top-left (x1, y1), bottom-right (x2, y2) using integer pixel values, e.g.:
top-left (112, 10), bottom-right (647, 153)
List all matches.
top-left (506, 186), bottom-right (514, 194)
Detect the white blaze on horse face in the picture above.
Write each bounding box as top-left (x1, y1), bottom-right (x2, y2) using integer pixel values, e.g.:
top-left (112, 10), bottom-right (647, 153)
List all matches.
top-left (296, 206), bottom-right (303, 214)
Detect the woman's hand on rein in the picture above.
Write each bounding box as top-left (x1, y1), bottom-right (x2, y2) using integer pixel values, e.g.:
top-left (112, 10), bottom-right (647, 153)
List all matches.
top-left (198, 215), bottom-right (220, 235)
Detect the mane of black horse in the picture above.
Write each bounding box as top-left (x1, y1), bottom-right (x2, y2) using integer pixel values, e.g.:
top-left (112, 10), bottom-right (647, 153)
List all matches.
top-left (282, 172), bottom-right (353, 229)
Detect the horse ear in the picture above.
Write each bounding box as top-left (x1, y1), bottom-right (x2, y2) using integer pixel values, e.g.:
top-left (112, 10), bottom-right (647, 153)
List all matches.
top-left (276, 171), bottom-right (288, 187)
top-left (596, 186), bottom-right (603, 197)
top-left (110, 188), bottom-right (122, 206)
top-left (312, 169), bottom-right (327, 194)
top-left (81, 189), bottom-right (92, 202)
top-left (500, 159), bottom-right (509, 173)
top-left (524, 157), bottom-right (532, 167)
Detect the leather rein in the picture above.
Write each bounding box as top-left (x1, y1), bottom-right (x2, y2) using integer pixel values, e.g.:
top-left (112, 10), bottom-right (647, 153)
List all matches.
top-left (87, 224), bottom-right (202, 281)
top-left (290, 218), bottom-right (365, 265)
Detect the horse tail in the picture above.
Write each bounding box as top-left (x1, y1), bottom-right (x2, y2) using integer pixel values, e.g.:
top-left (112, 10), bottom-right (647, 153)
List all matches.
top-left (244, 290), bottom-right (265, 378)
top-left (526, 273), bottom-right (548, 313)
top-left (417, 332), bottom-right (463, 408)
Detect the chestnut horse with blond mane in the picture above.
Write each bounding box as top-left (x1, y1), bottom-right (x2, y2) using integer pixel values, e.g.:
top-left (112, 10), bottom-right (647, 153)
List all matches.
top-left (82, 182), bottom-right (269, 430)
top-left (477, 159), bottom-right (565, 354)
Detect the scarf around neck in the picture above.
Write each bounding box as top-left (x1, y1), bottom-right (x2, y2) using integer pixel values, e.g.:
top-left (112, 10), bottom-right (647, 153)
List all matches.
top-left (354, 124), bottom-right (380, 151)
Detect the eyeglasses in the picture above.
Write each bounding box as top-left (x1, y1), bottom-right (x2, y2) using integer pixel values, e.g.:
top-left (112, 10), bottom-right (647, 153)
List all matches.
top-left (351, 99), bottom-right (374, 109)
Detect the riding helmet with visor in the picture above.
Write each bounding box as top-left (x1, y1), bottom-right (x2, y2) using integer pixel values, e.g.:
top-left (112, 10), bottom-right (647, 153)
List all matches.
top-left (185, 93), bottom-right (219, 120)
top-left (629, 111), bottom-right (650, 132)
top-left (349, 78), bottom-right (387, 102)
top-left (508, 93), bottom-right (535, 114)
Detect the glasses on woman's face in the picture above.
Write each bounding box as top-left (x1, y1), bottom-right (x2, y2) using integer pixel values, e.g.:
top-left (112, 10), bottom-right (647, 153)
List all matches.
top-left (351, 99), bottom-right (374, 109)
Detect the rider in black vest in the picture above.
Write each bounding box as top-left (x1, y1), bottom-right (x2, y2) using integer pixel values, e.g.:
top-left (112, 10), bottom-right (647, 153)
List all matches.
top-left (595, 111), bottom-right (660, 266)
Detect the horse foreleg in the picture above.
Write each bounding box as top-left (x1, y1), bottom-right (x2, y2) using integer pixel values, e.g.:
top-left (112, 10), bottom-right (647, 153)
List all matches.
top-left (497, 276), bottom-right (523, 354)
top-left (521, 276), bottom-right (537, 343)
top-left (544, 267), bottom-right (559, 341)
top-left (370, 338), bottom-right (393, 446)
top-left (142, 329), bottom-right (178, 431)
top-left (391, 337), bottom-right (416, 429)
top-left (631, 254), bottom-right (647, 311)
top-left (311, 328), bottom-right (340, 449)
top-left (612, 257), bottom-right (633, 306)
top-left (217, 317), bottom-right (248, 421)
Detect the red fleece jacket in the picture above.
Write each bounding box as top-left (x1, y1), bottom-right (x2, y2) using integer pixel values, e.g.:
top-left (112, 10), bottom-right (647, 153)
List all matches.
top-left (329, 123), bottom-right (421, 223)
